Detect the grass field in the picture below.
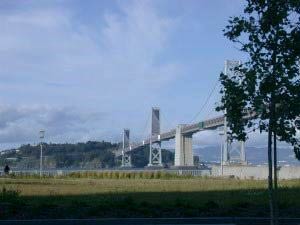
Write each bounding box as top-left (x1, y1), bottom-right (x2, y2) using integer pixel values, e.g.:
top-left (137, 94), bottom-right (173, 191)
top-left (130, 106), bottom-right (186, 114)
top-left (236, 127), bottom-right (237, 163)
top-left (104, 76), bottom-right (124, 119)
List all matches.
top-left (0, 176), bottom-right (300, 219)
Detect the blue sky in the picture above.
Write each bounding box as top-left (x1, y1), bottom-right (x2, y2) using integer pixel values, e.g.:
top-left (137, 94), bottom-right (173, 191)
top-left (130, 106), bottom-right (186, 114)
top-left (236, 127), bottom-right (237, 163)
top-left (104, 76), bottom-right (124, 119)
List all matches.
top-left (0, 0), bottom-right (281, 150)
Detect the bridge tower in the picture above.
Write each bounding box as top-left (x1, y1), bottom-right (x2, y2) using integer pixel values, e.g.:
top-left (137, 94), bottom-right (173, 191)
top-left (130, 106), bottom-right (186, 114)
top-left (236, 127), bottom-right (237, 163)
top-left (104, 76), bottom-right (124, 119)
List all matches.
top-left (221, 118), bottom-right (247, 165)
top-left (174, 125), bottom-right (194, 167)
top-left (148, 107), bottom-right (163, 167)
top-left (221, 60), bottom-right (247, 165)
top-left (121, 129), bottom-right (132, 167)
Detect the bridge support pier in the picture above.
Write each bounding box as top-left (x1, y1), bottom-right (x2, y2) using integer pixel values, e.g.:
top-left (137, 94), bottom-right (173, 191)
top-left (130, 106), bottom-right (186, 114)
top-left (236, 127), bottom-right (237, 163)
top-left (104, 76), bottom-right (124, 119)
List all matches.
top-left (240, 141), bottom-right (246, 164)
top-left (174, 125), bottom-right (194, 167)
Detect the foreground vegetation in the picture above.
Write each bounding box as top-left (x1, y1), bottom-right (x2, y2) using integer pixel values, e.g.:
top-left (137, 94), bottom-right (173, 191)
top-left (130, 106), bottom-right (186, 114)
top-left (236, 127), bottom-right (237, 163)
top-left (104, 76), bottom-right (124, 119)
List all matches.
top-left (9, 170), bottom-right (194, 180)
top-left (0, 177), bottom-right (299, 219)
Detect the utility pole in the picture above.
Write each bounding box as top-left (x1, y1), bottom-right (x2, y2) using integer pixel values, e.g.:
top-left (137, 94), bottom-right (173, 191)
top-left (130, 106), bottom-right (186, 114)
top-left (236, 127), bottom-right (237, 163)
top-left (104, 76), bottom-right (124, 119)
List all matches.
top-left (39, 130), bottom-right (45, 178)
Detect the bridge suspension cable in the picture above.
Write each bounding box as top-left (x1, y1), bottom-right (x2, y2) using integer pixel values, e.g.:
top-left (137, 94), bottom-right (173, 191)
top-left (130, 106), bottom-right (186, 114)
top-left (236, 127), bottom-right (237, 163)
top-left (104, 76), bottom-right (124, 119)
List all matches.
top-left (160, 111), bottom-right (174, 132)
top-left (141, 111), bottom-right (151, 140)
top-left (188, 78), bottom-right (220, 123)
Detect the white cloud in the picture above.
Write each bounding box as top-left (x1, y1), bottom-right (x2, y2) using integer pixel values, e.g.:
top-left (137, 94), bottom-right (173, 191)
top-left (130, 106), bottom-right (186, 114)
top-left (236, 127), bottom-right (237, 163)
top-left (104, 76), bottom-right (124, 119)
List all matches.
top-left (0, 104), bottom-right (111, 148)
top-left (0, 1), bottom-right (184, 147)
top-left (3, 1), bottom-right (287, 152)
top-left (98, 0), bottom-right (182, 90)
top-left (0, 1), bottom-right (182, 104)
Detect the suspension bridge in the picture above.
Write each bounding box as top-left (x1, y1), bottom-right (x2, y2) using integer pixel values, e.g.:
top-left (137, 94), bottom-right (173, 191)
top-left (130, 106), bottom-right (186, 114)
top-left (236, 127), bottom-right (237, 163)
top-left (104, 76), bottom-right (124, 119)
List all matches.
top-left (115, 107), bottom-right (255, 168)
top-left (115, 60), bottom-right (253, 168)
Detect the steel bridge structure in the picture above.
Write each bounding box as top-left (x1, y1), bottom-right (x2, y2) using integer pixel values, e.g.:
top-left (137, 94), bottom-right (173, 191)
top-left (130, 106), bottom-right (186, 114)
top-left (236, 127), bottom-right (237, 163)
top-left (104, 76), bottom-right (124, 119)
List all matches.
top-left (115, 60), bottom-right (253, 168)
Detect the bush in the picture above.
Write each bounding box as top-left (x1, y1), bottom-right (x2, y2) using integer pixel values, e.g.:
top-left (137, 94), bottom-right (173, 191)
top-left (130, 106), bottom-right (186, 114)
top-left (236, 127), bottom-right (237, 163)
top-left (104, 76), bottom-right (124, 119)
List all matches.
top-left (111, 171), bottom-right (119, 179)
top-left (154, 171), bottom-right (161, 179)
top-left (4, 170), bottom-right (199, 180)
top-left (136, 172), bottom-right (143, 179)
top-left (204, 200), bottom-right (219, 209)
top-left (0, 187), bottom-right (21, 203)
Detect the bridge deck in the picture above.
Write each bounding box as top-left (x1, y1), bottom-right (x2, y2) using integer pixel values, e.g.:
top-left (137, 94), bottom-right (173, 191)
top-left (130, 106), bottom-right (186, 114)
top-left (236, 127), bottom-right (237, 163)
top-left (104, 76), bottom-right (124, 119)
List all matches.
top-left (114, 115), bottom-right (225, 156)
top-left (114, 110), bottom-right (255, 157)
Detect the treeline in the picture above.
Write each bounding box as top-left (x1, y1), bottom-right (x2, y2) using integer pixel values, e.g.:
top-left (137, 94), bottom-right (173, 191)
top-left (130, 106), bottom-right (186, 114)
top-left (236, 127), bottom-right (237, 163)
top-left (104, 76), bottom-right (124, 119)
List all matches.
top-left (0, 141), bottom-right (174, 170)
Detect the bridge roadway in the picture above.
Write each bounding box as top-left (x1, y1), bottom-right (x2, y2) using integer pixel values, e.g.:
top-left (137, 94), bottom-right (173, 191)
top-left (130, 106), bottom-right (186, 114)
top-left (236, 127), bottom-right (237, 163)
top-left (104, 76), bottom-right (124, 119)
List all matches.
top-left (114, 115), bottom-right (225, 157)
top-left (114, 110), bottom-right (256, 157)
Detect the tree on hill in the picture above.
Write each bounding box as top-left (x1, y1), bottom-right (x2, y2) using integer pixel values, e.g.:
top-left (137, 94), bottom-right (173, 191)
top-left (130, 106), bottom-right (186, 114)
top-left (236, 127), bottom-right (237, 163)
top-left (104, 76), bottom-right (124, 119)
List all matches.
top-left (0, 141), bottom-right (175, 169)
top-left (217, 1), bottom-right (300, 224)
top-left (0, 141), bottom-right (118, 169)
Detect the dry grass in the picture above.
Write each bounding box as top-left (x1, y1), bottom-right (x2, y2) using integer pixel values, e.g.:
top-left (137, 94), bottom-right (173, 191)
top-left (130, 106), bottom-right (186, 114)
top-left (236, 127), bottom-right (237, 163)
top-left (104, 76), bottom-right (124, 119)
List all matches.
top-left (0, 177), bottom-right (299, 219)
top-left (0, 177), bottom-right (265, 195)
top-left (1, 177), bottom-right (299, 196)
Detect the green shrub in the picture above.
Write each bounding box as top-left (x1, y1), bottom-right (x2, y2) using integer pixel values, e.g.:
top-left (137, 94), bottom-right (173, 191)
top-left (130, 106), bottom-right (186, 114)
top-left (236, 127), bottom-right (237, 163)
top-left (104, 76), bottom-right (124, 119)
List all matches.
top-left (125, 172), bottom-right (131, 179)
top-left (154, 171), bottom-right (161, 179)
top-left (0, 187), bottom-right (21, 203)
top-left (204, 200), bottom-right (219, 209)
top-left (112, 171), bottom-right (119, 179)
top-left (136, 172), bottom-right (143, 179)
top-left (4, 170), bottom-right (203, 180)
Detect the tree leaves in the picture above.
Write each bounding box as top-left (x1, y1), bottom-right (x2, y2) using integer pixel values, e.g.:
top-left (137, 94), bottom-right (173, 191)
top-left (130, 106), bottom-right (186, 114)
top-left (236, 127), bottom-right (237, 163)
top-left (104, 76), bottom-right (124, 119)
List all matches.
top-left (218, 0), bottom-right (300, 159)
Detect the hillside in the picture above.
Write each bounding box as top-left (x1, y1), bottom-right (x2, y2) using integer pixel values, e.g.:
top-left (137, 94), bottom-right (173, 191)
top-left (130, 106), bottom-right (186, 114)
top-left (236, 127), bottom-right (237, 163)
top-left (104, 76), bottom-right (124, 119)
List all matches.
top-left (0, 141), bottom-right (175, 170)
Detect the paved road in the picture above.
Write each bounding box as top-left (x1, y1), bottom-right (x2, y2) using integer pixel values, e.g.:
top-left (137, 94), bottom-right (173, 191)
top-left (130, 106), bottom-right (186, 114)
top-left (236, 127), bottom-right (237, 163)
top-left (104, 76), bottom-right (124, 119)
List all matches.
top-left (0, 218), bottom-right (299, 225)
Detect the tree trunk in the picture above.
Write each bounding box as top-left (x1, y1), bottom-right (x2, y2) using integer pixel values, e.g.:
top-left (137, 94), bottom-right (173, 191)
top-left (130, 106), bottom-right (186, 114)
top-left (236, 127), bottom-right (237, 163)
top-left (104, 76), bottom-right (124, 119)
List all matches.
top-left (268, 125), bottom-right (274, 225)
top-left (273, 130), bottom-right (278, 225)
top-left (273, 132), bottom-right (278, 190)
top-left (273, 95), bottom-right (278, 225)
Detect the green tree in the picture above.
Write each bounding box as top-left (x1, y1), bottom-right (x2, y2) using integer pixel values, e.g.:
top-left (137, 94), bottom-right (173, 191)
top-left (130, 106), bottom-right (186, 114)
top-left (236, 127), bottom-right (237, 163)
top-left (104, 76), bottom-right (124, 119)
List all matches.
top-left (217, 1), bottom-right (300, 224)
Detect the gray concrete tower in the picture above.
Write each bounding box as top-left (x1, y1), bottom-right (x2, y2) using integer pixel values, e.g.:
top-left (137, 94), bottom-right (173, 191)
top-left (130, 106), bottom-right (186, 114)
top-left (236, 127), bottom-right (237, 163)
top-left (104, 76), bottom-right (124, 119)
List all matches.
top-left (148, 107), bottom-right (162, 167)
top-left (121, 129), bottom-right (132, 167)
top-left (222, 60), bottom-right (247, 165)
top-left (174, 125), bottom-right (194, 166)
